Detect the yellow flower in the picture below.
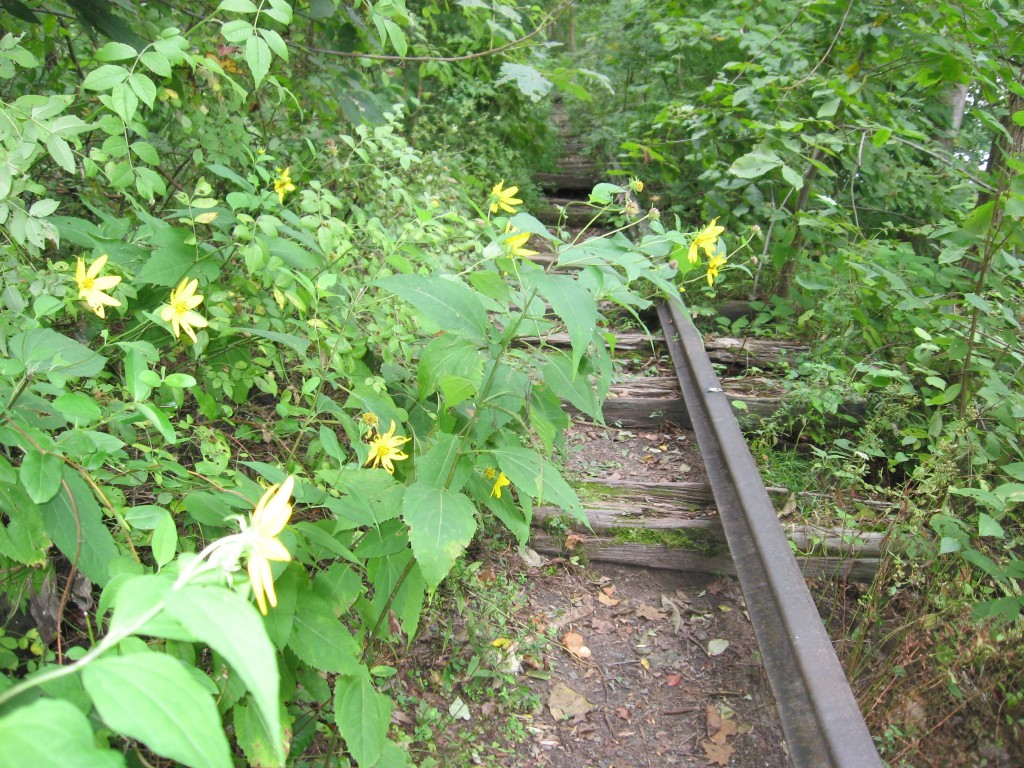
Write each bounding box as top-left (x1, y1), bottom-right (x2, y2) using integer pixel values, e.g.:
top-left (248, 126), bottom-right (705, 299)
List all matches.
top-left (490, 471), bottom-right (510, 499)
top-left (489, 180), bottom-right (522, 215)
top-left (243, 476), bottom-right (294, 615)
top-left (629, 177), bottom-right (644, 193)
top-left (688, 218), bottom-right (725, 264)
top-left (274, 167), bottom-right (296, 204)
top-left (483, 467), bottom-right (497, 481)
top-left (502, 223), bottom-right (538, 259)
top-left (159, 277), bottom-right (208, 343)
top-left (75, 255), bottom-right (122, 318)
top-left (706, 254), bottom-right (727, 286)
top-left (360, 412), bottom-right (379, 428)
top-left (364, 420), bottom-right (411, 474)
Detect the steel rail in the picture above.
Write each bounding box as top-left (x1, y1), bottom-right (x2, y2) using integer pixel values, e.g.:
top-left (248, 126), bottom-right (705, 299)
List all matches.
top-left (657, 300), bottom-right (882, 768)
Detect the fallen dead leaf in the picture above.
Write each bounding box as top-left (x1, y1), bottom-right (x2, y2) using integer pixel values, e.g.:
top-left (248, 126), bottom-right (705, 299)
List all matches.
top-left (547, 682), bottom-right (593, 720)
top-left (665, 673), bottom-right (681, 687)
top-left (707, 638), bottom-right (730, 656)
top-left (601, 585), bottom-right (617, 596)
top-left (564, 533), bottom-right (584, 550)
top-left (635, 604), bottom-right (666, 621)
top-left (639, 657), bottom-right (650, 670)
top-left (590, 617), bottom-right (615, 634)
top-left (562, 631), bottom-right (592, 659)
top-left (702, 739), bottom-right (734, 766)
top-left (711, 718), bottom-right (738, 745)
top-left (706, 703), bottom-right (722, 733)
top-left (615, 706), bottom-right (631, 721)
top-left (598, 591), bottom-right (620, 607)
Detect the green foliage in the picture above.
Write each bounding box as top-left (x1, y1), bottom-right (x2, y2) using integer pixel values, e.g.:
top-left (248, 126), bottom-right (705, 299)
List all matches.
top-left (0, 3), bottom-right (709, 764)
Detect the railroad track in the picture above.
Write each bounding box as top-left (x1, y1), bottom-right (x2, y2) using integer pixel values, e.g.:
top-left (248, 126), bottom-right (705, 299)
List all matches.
top-left (657, 299), bottom-right (883, 767)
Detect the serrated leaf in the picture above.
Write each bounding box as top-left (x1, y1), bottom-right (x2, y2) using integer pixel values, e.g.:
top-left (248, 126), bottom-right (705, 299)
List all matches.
top-left (139, 50), bottom-right (171, 78)
top-left (495, 62), bottom-right (553, 102)
top-left (82, 64), bottom-right (129, 91)
top-left (39, 467), bottom-right (119, 585)
top-left (528, 272), bottom-right (596, 369)
top-left (9, 327), bottom-right (107, 379)
top-left (402, 483), bottom-right (477, 589)
top-left (45, 135), bottom-right (76, 173)
top-left (0, 481), bottom-right (50, 566)
top-left (95, 41), bottom-right (137, 62)
top-left (543, 350), bottom-right (601, 422)
top-left (83, 654), bottom-right (231, 768)
top-left (165, 586), bottom-right (284, 765)
top-left (491, 446), bottom-right (584, 525)
top-left (334, 670), bottom-right (393, 768)
top-left (129, 73), bottom-right (157, 107)
top-left (288, 592), bottom-right (361, 674)
top-left (378, 274), bottom-right (487, 339)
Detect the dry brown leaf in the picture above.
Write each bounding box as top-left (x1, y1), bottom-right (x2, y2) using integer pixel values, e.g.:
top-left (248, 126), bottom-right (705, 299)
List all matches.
top-left (590, 617), bottom-right (615, 634)
top-left (635, 604), bottom-right (666, 621)
top-left (601, 585), bottom-right (617, 596)
top-left (564, 533), bottom-right (584, 550)
top-left (665, 673), bottom-right (681, 687)
top-left (597, 591), bottom-right (620, 607)
top-left (702, 739), bottom-right (734, 766)
top-left (562, 631), bottom-right (591, 659)
top-left (711, 718), bottom-right (738, 745)
top-left (615, 706), bottom-right (631, 721)
top-left (705, 703), bottom-right (722, 734)
top-left (547, 682), bottom-right (593, 721)
top-left (661, 594), bottom-right (682, 633)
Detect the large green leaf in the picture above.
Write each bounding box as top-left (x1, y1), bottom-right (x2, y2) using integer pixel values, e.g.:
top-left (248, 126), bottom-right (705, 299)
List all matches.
top-left (377, 275), bottom-right (487, 339)
top-left (491, 446), bottom-right (585, 525)
top-left (136, 225), bottom-right (196, 287)
top-left (334, 669), bottom-right (393, 767)
top-left (402, 483), bottom-right (477, 589)
top-left (38, 467), bottom-right (119, 586)
top-left (8, 328), bottom-right (107, 380)
top-left (417, 336), bottom-right (483, 399)
top-left (18, 449), bottom-right (63, 503)
top-left (728, 149), bottom-right (784, 179)
top-left (528, 272), bottom-right (597, 370)
top-left (0, 698), bottom-right (125, 768)
top-left (0, 481), bottom-right (50, 565)
top-left (543, 350), bottom-right (602, 422)
top-left (414, 434), bottom-right (471, 492)
top-left (165, 586), bottom-right (283, 764)
top-left (288, 592), bottom-right (361, 674)
top-left (82, 654), bottom-right (231, 768)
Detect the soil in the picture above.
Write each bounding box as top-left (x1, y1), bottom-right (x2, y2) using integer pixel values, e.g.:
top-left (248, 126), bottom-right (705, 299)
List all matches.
top-left (520, 561), bottom-right (790, 768)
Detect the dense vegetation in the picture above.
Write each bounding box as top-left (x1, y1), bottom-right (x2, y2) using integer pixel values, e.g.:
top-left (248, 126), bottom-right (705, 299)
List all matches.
top-left (0, 0), bottom-right (1021, 765)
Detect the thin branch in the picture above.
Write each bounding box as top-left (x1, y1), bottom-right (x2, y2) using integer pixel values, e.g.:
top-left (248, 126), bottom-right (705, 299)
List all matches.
top-left (786, 0), bottom-right (855, 90)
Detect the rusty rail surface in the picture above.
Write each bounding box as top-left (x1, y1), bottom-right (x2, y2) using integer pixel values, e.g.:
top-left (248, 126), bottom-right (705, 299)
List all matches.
top-left (657, 301), bottom-right (883, 768)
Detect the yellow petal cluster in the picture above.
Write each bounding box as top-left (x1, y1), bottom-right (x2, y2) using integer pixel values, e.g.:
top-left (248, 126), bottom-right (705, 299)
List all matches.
top-left (489, 180), bottom-right (522, 215)
top-left (364, 420), bottom-right (411, 474)
top-left (490, 471), bottom-right (511, 499)
top-left (706, 254), bottom-right (727, 286)
top-left (75, 255), bottom-right (122, 318)
top-left (245, 476), bottom-right (295, 615)
top-left (503, 223), bottom-right (538, 259)
top-left (688, 218), bottom-right (725, 264)
top-left (274, 167), bottom-right (296, 204)
top-left (159, 277), bottom-right (208, 343)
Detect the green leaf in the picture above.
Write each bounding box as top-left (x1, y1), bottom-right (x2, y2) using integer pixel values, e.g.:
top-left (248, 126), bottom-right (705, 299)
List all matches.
top-left (233, 702), bottom-right (285, 768)
top-left (334, 669), bottom-right (393, 768)
top-left (218, 0), bottom-right (259, 11)
top-left (872, 127), bottom-right (892, 147)
top-left (378, 275), bottom-right (487, 339)
top-left (245, 35), bottom-right (271, 88)
top-left (728, 149), bottom-right (783, 180)
top-left (528, 272), bottom-right (597, 370)
top-left (139, 50), bottom-right (171, 78)
top-left (82, 654), bottom-right (231, 768)
top-left (817, 97), bottom-right (841, 118)
top-left (925, 382), bottom-right (961, 406)
top-left (780, 164), bottom-right (804, 190)
top-left (82, 64), bottom-right (129, 91)
top-left (402, 483), bottom-right (477, 589)
top-left (495, 62), bottom-right (553, 102)
top-left (978, 513), bottom-right (1005, 539)
top-left (0, 481), bottom-right (50, 566)
top-left (45, 135), bottom-right (76, 173)
top-left (134, 402), bottom-right (178, 444)
top-left (9, 327), bottom-right (107, 379)
top-left (417, 336), bottom-right (483, 399)
top-left (39, 467), bottom-right (119, 585)
top-left (543, 350), bottom-right (601, 422)
top-left (54, 393), bottom-right (102, 426)
top-left (150, 510), bottom-right (177, 566)
top-left (288, 592), bottom-right (361, 674)
top-left (491, 446), bottom-right (584, 525)
top-left (165, 586), bottom-right (284, 765)
top-left (0, 698), bottom-right (126, 768)
top-left (95, 42), bottom-right (137, 62)
top-left (136, 225), bottom-right (195, 286)
top-left (415, 434), bottom-right (471, 492)
top-left (19, 449), bottom-right (63, 503)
